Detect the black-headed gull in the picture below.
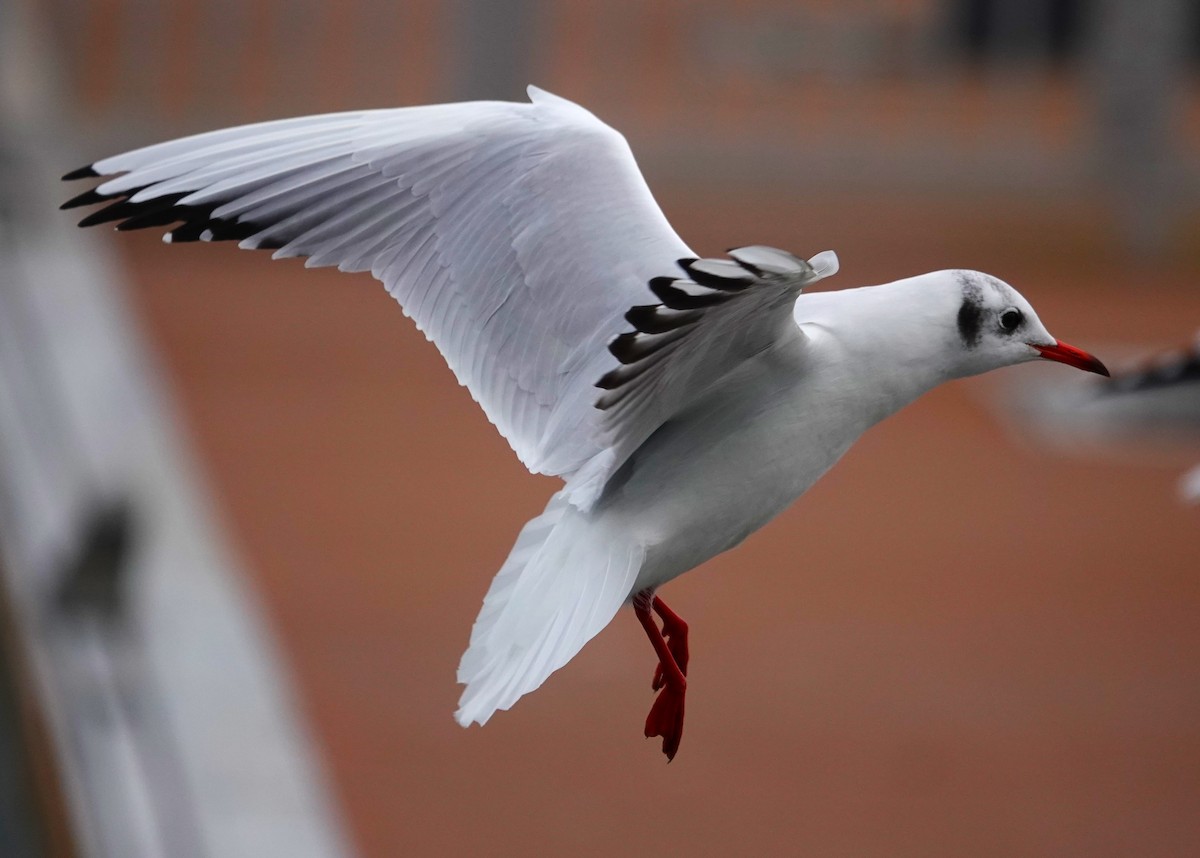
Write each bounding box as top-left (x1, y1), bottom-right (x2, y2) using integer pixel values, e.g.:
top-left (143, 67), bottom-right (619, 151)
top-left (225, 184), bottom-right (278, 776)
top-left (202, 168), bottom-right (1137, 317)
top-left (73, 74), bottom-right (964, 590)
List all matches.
top-left (63, 86), bottom-right (1108, 760)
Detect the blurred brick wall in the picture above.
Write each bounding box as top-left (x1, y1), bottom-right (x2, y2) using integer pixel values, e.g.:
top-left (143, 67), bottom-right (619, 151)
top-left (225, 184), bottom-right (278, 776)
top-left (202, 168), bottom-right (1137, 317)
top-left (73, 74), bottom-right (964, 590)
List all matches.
top-left (38, 0), bottom-right (1200, 202)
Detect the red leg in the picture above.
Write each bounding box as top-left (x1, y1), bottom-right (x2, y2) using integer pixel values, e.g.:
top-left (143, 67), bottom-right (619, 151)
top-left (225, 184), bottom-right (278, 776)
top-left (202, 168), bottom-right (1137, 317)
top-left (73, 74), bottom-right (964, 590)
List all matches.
top-left (650, 595), bottom-right (689, 691)
top-left (634, 589), bottom-right (687, 761)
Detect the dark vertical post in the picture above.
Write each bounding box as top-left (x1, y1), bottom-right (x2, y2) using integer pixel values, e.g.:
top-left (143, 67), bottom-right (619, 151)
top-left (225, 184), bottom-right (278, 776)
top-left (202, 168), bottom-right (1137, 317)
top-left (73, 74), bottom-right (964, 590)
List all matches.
top-left (448, 0), bottom-right (540, 101)
top-left (1088, 0), bottom-right (1191, 256)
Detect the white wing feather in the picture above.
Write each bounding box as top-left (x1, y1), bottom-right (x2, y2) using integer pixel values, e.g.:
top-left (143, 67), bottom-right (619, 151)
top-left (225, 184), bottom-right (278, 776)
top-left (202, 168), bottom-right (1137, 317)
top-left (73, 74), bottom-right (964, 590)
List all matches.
top-left (68, 86), bottom-right (694, 493)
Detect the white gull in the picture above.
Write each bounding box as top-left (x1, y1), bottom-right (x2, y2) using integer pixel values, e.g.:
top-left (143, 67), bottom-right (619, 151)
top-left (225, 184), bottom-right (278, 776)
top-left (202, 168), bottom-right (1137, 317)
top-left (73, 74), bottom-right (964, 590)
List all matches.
top-left (63, 86), bottom-right (1109, 759)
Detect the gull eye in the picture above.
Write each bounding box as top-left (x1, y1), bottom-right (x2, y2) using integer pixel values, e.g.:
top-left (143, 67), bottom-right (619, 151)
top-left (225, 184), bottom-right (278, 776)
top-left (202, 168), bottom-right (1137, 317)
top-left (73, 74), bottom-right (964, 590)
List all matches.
top-left (999, 308), bottom-right (1023, 333)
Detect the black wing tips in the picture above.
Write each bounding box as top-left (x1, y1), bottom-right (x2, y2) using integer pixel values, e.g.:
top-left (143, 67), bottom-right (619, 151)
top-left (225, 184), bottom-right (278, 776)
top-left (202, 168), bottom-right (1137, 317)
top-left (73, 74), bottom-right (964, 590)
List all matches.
top-left (1102, 338), bottom-right (1200, 395)
top-left (61, 164), bottom-right (99, 182)
top-left (60, 187), bottom-right (107, 210)
top-left (596, 245), bottom-right (831, 406)
top-left (648, 276), bottom-right (729, 310)
top-left (596, 250), bottom-right (763, 398)
top-left (677, 257), bottom-right (754, 291)
top-left (61, 167), bottom-right (109, 216)
top-left (624, 304), bottom-right (702, 335)
top-left (61, 168), bottom-right (270, 245)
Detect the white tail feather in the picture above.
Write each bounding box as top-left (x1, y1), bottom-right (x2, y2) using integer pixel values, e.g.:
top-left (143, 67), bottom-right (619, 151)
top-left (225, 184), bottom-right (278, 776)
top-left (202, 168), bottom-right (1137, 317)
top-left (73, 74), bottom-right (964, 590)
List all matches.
top-left (455, 491), bottom-right (643, 726)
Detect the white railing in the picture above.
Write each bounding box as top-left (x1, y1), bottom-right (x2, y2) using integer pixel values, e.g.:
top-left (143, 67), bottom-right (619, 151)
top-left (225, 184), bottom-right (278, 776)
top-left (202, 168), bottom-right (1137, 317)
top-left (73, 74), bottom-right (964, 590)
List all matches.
top-left (0, 2), bottom-right (354, 855)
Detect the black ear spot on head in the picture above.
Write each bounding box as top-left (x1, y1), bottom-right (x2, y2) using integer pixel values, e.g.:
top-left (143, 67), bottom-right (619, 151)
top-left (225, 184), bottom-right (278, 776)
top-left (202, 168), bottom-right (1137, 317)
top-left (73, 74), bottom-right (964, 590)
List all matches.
top-left (957, 296), bottom-right (983, 348)
top-left (956, 273), bottom-right (985, 348)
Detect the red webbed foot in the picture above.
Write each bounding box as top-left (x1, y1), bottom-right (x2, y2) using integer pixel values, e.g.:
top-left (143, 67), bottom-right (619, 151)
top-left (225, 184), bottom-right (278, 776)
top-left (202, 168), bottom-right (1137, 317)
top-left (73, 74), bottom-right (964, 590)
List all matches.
top-left (635, 590), bottom-right (690, 761)
top-left (644, 675), bottom-right (686, 760)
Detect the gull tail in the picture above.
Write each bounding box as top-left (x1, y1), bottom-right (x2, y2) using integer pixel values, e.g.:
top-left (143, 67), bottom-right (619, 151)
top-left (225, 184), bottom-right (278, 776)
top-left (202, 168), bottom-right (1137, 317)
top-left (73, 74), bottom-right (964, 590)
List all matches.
top-left (455, 491), bottom-right (643, 727)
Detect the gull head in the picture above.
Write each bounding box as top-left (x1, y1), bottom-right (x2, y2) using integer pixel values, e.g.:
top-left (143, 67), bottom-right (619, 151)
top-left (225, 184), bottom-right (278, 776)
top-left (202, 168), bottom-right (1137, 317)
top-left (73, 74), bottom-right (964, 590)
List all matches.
top-left (939, 270), bottom-right (1109, 380)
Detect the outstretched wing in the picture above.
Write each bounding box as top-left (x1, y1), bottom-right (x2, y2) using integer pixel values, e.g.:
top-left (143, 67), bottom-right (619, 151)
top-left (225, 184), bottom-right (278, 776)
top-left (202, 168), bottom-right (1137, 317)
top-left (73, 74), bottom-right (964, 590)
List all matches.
top-left (64, 88), bottom-right (844, 511)
top-left (63, 86), bottom-right (694, 485)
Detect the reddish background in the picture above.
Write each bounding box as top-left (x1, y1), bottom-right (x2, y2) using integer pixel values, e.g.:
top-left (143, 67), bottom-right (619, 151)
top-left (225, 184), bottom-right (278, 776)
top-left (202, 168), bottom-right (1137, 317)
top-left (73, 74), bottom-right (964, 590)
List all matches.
top-left (45, 0), bottom-right (1200, 852)
top-left (120, 190), bottom-right (1200, 855)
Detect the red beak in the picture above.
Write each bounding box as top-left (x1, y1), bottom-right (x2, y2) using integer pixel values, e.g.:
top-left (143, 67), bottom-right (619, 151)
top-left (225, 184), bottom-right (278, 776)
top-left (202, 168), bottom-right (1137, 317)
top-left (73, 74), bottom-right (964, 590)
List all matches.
top-left (1031, 339), bottom-right (1110, 376)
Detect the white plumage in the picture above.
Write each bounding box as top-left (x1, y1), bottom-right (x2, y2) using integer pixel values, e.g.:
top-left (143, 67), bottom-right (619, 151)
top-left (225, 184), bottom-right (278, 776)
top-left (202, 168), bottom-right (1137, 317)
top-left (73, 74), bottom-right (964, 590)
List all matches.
top-left (64, 86), bottom-right (1108, 759)
top-left (80, 87), bottom-right (692, 492)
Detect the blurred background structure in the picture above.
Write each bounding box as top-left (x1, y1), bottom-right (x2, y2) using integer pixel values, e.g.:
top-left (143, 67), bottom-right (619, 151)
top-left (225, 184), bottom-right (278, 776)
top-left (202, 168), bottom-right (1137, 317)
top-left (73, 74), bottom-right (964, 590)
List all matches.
top-left (2, 0), bottom-right (1198, 855)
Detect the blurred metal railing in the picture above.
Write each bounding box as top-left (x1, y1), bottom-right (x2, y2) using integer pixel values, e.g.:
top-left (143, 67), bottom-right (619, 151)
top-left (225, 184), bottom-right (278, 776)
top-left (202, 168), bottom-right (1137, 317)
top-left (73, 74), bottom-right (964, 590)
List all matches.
top-left (0, 2), bottom-right (355, 855)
